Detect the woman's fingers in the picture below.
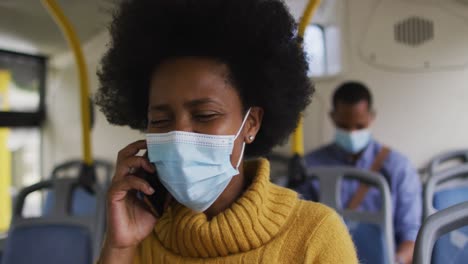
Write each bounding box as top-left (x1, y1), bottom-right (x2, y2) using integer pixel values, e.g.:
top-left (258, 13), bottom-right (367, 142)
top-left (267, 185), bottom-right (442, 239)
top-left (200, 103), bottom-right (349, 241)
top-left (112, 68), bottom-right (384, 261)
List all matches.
top-left (117, 140), bottom-right (147, 163)
top-left (114, 156), bottom-right (156, 182)
top-left (108, 175), bottom-right (155, 202)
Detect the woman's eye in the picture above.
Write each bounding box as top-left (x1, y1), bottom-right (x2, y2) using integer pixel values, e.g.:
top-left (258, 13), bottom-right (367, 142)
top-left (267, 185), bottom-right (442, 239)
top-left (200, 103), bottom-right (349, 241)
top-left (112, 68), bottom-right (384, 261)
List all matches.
top-left (194, 114), bottom-right (218, 122)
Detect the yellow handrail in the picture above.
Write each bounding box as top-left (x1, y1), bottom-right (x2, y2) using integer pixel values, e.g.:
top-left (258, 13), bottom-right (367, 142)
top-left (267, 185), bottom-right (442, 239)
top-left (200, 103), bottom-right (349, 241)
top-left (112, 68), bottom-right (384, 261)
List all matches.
top-left (0, 71), bottom-right (12, 232)
top-left (41, 0), bottom-right (93, 165)
top-left (291, 0), bottom-right (321, 156)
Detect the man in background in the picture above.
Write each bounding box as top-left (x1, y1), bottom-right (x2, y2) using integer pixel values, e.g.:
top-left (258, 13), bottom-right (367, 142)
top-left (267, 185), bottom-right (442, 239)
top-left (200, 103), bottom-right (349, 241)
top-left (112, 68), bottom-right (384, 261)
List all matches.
top-left (296, 81), bottom-right (422, 264)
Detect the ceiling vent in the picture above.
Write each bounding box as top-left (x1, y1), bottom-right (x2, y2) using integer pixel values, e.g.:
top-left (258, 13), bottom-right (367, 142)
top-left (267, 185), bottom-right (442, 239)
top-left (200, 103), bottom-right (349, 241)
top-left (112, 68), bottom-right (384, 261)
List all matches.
top-left (394, 16), bottom-right (434, 47)
top-left (359, 0), bottom-right (468, 72)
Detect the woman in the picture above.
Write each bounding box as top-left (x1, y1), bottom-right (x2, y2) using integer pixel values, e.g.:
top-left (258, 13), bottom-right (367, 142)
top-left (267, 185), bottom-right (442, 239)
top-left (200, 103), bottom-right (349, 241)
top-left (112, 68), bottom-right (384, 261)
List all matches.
top-left (96, 0), bottom-right (357, 263)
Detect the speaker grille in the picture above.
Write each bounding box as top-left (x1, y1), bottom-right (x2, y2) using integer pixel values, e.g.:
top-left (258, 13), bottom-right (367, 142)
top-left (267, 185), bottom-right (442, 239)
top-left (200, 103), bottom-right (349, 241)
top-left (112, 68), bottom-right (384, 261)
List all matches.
top-left (394, 16), bottom-right (434, 46)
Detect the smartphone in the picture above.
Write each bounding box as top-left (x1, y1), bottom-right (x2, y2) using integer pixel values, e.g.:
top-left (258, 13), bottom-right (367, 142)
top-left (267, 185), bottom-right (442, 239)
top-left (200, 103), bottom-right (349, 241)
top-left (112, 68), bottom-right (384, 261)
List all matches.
top-left (137, 169), bottom-right (168, 218)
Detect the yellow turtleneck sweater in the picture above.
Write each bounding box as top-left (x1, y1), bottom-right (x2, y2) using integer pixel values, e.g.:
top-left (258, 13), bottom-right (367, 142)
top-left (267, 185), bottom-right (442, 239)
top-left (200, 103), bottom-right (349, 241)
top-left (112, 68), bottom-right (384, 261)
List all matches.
top-left (132, 158), bottom-right (357, 263)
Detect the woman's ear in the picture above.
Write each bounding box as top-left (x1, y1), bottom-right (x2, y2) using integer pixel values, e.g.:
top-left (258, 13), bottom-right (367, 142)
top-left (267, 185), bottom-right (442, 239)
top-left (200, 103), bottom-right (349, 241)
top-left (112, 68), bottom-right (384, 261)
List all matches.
top-left (244, 107), bottom-right (263, 144)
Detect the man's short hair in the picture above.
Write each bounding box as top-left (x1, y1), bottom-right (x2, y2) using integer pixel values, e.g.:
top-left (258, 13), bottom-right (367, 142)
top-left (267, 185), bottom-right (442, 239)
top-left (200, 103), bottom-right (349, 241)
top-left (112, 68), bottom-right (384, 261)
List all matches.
top-left (332, 81), bottom-right (372, 109)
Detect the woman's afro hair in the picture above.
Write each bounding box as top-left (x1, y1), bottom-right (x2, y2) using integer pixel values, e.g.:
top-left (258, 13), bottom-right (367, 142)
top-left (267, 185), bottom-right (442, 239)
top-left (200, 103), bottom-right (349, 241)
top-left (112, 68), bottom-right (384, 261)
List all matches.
top-left (95, 0), bottom-right (314, 157)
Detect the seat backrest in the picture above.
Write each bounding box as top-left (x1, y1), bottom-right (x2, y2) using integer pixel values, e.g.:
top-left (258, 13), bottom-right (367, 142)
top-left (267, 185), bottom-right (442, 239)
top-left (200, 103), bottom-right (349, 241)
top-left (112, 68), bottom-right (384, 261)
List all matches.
top-left (43, 186), bottom-right (97, 216)
top-left (423, 164), bottom-right (468, 264)
top-left (414, 201), bottom-right (468, 264)
top-left (305, 166), bottom-right (395, 264)
top-left (2, 178), bottom-right (105, 264)
top-left (42, 159), bottom-right (113, 216)
top-left (424, 164), bottom-right (468, 217)
top-left (51, 159), bottom-right (113, 187)
top-left (427, 150), bottom-right (468, 178)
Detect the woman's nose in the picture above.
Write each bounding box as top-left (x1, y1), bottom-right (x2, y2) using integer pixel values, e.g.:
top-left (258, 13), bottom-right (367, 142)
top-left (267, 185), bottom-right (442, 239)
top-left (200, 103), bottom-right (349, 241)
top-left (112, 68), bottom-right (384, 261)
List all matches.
top-left (174, 117), bottom-right (193, 132)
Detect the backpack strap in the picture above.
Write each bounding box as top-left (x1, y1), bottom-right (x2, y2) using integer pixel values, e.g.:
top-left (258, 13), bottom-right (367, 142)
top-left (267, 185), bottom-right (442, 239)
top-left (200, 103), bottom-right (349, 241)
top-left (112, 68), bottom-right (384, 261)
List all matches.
top-left (346, 146), bottom-right (391, 210)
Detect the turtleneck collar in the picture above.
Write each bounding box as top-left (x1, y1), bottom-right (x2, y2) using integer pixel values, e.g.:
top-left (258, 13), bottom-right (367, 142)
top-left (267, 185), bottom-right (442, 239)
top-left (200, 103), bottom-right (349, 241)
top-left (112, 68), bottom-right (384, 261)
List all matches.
top-left (153, 158), bottom-right (299, 258)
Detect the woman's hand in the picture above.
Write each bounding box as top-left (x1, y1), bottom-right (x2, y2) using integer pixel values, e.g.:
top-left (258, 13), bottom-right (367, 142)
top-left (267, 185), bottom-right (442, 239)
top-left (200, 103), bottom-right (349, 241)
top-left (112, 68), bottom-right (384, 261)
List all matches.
top-left (99, 140), bottom-right (159, 263)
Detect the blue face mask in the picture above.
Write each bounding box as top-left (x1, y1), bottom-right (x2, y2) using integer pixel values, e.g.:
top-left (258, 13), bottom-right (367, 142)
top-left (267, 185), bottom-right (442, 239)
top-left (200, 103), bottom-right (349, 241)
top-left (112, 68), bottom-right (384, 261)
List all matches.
top-left (334, 128), bottom-right (371, 154)
top-left (146, 109), bottom-right (251, 212)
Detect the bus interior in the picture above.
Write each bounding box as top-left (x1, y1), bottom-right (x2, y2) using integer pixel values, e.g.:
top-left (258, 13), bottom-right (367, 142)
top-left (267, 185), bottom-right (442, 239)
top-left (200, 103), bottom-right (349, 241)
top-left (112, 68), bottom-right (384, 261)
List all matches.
top-left (0, 0), bottom-right (468, 263)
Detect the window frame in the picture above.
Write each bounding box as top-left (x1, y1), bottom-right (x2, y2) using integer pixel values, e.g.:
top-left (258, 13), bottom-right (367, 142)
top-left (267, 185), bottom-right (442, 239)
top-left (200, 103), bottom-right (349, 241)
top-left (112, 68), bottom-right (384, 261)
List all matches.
top-left (304, 24), bottom-right (326, 77)
top-left (304, 23), bottom-right (342, 79)
top-left (0, 49), bottom-right (47, 127)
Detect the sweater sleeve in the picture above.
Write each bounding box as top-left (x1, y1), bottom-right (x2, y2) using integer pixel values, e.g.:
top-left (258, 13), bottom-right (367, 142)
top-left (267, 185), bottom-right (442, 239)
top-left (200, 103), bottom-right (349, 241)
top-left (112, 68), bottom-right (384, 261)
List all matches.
top-left (305, 210), bottom-right (358, 263)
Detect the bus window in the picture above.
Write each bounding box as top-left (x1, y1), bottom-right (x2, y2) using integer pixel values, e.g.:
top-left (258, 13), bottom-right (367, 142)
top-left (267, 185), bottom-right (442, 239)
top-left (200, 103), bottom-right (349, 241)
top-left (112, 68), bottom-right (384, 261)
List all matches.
top-left (304, 24), bottom-right (326, 76)
top-left (0, 50), bottom-right (45, 234)
top-left (304, 24), bottom-right (342, 77)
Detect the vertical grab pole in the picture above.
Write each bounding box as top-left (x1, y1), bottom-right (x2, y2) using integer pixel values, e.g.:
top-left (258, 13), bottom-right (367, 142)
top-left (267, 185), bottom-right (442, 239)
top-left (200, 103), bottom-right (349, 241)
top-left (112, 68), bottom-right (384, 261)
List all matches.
top-left (291, 0), bottom-right (321, 156)
top-left (0, 71), bottom-right (12, 232)
top-left (41, 0), bottom-right (93, 165)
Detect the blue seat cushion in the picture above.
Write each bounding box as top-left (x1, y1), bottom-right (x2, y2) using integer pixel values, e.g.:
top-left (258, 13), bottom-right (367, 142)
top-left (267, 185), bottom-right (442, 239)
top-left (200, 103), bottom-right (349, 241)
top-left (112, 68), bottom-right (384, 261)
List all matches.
top-left (3, 224), bottom-right (92, 264)
top-left (433, 227), bottom-right (468, 264)
top-left (43, 187), bottom-right (96, 216)
top-left (346, 221), bottom-right (388, 264)
top-left (433, 187), bottom-right (468, 211)
top-left (432, 187), bottom-right (468, 264)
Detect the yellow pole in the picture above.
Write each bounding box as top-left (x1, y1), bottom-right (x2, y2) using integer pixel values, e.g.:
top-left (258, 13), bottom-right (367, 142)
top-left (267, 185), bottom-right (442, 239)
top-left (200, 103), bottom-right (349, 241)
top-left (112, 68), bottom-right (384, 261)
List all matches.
top-left (291, 0), bottom-right (321, 156)
top-left (0, 70), bottom-right (12, 232)
top-left (41, 0), bottom-right (93, 165)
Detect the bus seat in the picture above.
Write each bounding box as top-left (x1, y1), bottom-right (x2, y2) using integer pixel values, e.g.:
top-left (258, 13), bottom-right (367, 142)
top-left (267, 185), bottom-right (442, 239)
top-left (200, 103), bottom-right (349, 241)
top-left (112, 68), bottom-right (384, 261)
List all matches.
top-left (427, 149), bottom-right (468, 178)
top-left (414, 201), bottom-right (468, 264)
top-left (346, 221), bottom-right (387, 263)
top-left (304, 167), bottom-right (395, 264)
top-left (2, 178), bottom-right (105, 264)
top-left (3, 225), bottom-right (92, 264)
top-left (43, 187), bottom-right (97, 216)
top-left (42, 159), bottom-right (113, 216)
top-left (424, 164), bottom-right (468, 264)
top-left (49, 159), bottom-right (113, 186)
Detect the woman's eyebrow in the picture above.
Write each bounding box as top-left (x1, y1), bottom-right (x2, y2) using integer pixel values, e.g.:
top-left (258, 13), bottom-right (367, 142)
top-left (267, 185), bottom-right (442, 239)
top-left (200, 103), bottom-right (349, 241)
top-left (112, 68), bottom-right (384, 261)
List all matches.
top-left (184, 98), bottom-right (223, 108)
top-left (149, 98), bottom-right (223, 112)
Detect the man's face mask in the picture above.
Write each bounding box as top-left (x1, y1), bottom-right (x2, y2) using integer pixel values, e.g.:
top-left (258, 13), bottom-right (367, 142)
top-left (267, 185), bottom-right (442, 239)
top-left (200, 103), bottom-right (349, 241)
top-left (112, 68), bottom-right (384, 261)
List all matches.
top-left (334, 128), bottom-right (371, 154)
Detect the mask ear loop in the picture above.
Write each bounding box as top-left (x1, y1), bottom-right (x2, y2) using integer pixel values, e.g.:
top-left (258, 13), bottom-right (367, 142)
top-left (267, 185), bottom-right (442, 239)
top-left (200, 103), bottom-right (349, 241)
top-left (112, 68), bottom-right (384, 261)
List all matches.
top-left (236, 143), bottom-right (246, 169)
top-left (234, 108), bottom-right (252, 170)
top-left (234, 108), bottom-right (252, 140)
